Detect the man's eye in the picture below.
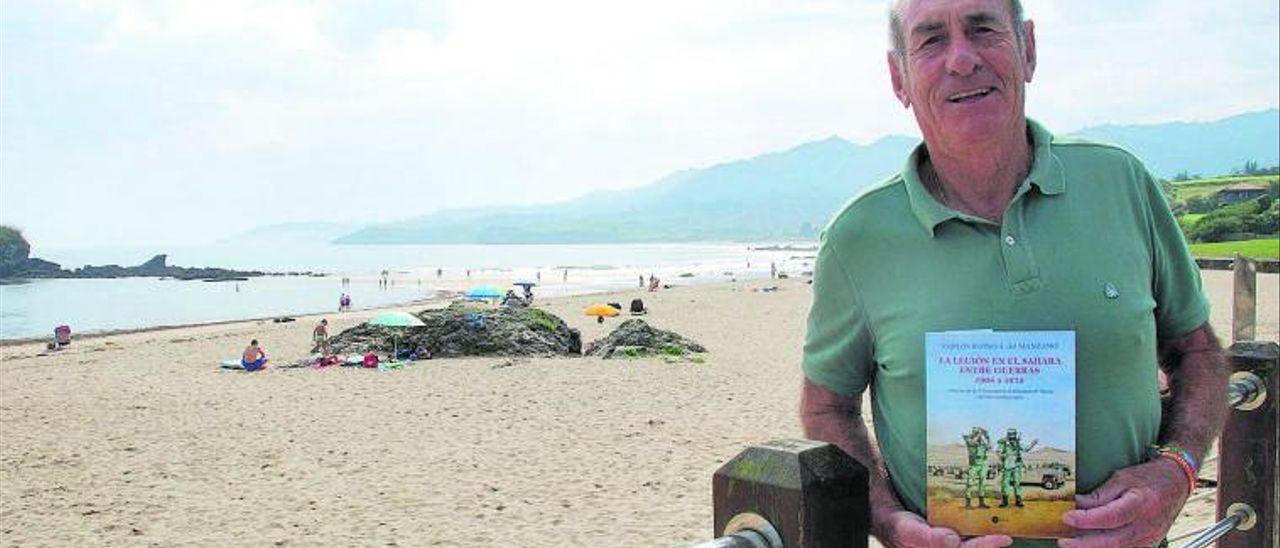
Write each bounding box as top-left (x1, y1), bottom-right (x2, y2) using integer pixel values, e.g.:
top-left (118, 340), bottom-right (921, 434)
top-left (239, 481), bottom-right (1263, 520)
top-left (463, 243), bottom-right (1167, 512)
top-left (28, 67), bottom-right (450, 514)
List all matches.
top-left (921, 35), bottom-right (942, 47)
top-left (974, 26), bottom-right (994, 35)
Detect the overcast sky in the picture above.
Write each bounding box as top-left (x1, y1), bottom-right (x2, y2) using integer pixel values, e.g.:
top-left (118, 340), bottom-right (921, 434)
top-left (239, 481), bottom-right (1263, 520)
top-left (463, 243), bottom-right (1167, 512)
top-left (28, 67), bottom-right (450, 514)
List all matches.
top-left (2, 0), bottom-right (1277, 247)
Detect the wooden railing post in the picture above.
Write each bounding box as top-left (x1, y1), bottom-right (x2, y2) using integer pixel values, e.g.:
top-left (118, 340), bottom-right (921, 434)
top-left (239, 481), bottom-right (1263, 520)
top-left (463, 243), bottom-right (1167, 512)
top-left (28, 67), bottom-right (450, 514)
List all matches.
top-left (1216, 341), bottom-right (1278, 548)
top-left (701, 439), bottom-right (870, 548)
top-left (1231, 254), bottom-right (1257, 343)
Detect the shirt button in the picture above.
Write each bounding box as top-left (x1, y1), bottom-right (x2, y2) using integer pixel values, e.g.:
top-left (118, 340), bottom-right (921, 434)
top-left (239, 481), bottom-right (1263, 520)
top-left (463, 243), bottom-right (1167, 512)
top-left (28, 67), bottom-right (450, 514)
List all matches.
top-left (1005, 235), bottom-right (1017, 246)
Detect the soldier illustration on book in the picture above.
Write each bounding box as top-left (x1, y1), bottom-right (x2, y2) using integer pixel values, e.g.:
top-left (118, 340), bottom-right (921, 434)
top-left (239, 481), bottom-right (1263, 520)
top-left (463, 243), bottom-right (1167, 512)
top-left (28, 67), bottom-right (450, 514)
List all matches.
top-left (997, 428), bottom-right (1039, 507)
top-left (961, 426), bottom-right (991, 509)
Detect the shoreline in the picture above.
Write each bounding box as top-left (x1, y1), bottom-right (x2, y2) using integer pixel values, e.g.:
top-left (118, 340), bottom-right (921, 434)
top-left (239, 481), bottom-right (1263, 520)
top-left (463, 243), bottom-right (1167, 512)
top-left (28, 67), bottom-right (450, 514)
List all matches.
top-left (0, 280), bottom-right (685, 350)
top-left (5, 266), bottom-right (1276, 348)
top-left (0, 298), bottom-right (438, 348)
top-left (0, 269), bottom-right (767, 345)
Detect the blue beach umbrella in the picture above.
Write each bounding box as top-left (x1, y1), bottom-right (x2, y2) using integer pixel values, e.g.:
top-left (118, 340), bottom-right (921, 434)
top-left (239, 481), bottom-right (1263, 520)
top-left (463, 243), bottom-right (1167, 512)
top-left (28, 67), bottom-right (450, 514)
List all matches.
top-left (465, 285), bottom-right (504, 300)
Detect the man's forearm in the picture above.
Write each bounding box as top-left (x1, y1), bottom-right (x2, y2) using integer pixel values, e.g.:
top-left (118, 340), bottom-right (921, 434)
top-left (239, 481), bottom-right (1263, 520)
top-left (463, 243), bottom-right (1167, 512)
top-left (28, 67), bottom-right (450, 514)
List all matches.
top-left (799, 380), bottom-right (905, 533)
top-left (1159, 324), bottom-right (1229, 463)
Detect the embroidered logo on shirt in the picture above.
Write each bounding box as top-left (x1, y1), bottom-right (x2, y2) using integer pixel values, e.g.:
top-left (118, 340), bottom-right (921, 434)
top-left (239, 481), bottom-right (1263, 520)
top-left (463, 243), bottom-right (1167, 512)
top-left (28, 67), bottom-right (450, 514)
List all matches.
top-left (1103, 283), bottom-right (1120, 300)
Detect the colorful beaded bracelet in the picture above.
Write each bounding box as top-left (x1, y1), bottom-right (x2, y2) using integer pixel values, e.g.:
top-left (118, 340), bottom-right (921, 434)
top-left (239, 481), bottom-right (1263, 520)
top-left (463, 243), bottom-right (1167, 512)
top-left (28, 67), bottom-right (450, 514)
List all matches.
top-left (1154, 449), bottom-right (1198, 493)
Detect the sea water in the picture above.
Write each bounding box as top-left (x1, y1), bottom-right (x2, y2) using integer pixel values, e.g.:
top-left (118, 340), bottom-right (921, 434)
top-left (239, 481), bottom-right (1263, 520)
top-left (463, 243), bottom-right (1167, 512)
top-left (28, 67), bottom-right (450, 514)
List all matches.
top-left (0, 243), bottom-right (814, 340)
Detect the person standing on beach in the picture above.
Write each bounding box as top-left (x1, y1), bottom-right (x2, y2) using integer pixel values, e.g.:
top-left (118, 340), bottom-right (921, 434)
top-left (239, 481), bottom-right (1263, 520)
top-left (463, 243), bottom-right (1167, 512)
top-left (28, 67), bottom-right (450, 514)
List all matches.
top-left (799, 1), bottom-right (1227, 546)
top-left (241, 340), bottom-right (269, 371)
top-left (311, 319), bottom-right (331, 355)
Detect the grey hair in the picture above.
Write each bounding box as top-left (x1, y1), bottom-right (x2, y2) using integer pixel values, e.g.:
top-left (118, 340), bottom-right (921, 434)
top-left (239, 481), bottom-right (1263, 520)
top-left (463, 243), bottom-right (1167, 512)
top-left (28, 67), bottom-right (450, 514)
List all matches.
top-left (888, 0), bottom-right (1025, 59)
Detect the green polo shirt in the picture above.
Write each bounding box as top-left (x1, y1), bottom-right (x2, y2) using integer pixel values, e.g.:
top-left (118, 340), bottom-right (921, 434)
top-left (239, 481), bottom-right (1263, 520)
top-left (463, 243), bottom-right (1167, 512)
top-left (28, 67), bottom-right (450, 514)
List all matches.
top-left (802, 120), bottom-right (1209, 541)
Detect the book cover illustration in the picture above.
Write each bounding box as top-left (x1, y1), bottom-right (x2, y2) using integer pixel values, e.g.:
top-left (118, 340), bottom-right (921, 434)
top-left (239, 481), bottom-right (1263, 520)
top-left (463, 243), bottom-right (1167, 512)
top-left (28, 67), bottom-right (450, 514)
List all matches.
top-left (925, 330), bottom-right (1076, 539)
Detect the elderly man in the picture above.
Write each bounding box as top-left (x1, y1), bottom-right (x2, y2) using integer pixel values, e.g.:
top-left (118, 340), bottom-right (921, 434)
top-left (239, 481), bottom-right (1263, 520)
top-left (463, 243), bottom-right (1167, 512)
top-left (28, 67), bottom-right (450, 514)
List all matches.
top-left (799, 1), bottom-right (1228, 547)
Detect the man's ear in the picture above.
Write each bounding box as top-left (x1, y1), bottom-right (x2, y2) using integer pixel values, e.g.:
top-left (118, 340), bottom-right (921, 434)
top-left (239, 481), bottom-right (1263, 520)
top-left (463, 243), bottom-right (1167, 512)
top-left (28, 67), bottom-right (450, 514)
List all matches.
top-left (1022, 20), bottom-right (1037, 83)
top-left (887, 50), bottom-right (911, 108)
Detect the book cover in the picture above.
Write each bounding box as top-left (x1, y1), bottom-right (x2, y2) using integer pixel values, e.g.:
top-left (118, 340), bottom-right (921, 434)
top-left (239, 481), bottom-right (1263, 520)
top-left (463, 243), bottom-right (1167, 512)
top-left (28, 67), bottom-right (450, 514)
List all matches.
top-left (925, 330), bottom-right (1076, 539)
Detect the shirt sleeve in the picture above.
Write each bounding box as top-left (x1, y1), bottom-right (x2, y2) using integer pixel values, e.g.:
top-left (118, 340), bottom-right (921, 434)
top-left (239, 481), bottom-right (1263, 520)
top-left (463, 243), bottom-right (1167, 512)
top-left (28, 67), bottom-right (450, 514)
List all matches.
top-left (801, 231), bottom-right (876, 396)
top-left (1136, 163), bottom-right (1211, 340)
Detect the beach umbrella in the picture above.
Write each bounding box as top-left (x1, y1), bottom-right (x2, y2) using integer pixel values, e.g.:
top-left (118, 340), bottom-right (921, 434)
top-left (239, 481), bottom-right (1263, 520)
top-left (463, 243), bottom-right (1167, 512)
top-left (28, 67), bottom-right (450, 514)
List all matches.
top-left (369, 311), bottom-right (426, 327)
top-left (369, 311), bottom-right (425, 358)
top-left (584, 304), bottom-right (620, 318)
top-left (465, 285), bottom-right (504, 300)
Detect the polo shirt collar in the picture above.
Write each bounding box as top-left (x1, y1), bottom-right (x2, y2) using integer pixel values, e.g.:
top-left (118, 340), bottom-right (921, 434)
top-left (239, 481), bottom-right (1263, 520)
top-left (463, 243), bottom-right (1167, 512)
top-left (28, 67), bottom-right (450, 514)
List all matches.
top-left (904, 118), bottom-right (1065, 235)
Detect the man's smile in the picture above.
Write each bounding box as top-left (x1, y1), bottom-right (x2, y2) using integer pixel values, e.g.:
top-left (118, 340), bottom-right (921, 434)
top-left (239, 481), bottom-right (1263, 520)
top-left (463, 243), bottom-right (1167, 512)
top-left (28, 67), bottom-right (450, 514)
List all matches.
top-left (946, 87), bottom-right (997, 103)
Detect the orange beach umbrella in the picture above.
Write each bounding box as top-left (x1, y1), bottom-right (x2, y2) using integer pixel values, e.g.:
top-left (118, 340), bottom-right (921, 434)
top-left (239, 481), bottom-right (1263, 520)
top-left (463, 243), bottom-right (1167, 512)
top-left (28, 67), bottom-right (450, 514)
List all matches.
top-left (584, 304), bottom-right (620, 317)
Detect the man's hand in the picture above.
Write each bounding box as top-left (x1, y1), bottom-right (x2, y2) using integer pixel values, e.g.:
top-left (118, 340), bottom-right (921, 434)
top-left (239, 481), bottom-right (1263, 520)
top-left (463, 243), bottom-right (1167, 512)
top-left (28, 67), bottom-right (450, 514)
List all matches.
top-left (878, 510), bottom-right (1012, 548)
top-left (1059, 457), bottom-right (1190, 547)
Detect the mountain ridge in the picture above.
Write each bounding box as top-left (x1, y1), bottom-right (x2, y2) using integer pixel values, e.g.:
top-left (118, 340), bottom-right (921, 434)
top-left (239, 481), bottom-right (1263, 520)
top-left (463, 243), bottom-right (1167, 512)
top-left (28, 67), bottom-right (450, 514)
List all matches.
top-left (328, 109), bottom-right (1279, 245)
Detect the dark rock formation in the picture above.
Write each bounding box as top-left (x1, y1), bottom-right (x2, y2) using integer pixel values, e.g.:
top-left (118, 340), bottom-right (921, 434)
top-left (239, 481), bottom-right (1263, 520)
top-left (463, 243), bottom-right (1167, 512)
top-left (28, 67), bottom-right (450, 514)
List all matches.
top-left (329, 302), bottom-right (582, 358)
top-left (584, 319), bottom-right (706, 360)
top-left (2, 253), bottom-right (267, 280)
top-left (3, 257), bottom-right (62, 279)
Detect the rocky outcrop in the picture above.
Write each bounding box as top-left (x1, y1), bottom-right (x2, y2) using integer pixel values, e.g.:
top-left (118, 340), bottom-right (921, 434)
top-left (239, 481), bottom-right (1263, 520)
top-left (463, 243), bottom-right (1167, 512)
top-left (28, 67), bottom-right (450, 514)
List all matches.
top-left (3, 253), bottom-right (267, 280)
top-left (584, 319), bottom-right (706, 360)
top-left (329, 302), bottom-right (582, 358)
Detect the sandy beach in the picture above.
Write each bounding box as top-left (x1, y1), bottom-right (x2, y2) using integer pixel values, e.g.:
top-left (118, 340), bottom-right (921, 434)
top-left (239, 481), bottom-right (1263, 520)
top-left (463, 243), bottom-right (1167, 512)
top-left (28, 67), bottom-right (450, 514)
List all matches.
top-left (1, 270), bottom-right (1275, 547)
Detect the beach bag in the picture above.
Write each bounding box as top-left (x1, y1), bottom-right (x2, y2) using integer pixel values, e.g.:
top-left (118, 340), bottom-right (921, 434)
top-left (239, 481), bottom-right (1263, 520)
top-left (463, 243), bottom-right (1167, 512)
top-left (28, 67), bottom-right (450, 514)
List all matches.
top-left (629, 299), bottom-right (646, 314)
top-left (362, 353), bottom-right (379, 368)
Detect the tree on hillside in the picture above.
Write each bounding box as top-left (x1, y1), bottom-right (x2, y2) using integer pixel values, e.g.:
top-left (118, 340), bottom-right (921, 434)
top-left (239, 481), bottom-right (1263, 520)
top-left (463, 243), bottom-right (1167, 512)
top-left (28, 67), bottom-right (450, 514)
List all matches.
top-left (0, 225), bottom-right (31, 265)
top-left (1185, 195), bottom-right (1278, 243)
top-left (1184, 195), bottom-right (1217, 214)
top-left (1230, 160), bottom-right (1280, 177)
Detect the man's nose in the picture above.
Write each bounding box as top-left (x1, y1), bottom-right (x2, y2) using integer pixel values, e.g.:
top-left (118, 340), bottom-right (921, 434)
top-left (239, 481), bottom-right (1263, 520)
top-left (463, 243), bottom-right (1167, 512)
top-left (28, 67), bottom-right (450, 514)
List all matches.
top-left (945, 37), bottom-right (982, 76)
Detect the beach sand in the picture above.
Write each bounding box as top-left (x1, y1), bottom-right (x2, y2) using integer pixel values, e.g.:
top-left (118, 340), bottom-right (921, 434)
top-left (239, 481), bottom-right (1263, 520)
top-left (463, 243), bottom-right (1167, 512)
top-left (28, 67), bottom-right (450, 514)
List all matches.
top-left (1, 270), bottom-right (1275, 546)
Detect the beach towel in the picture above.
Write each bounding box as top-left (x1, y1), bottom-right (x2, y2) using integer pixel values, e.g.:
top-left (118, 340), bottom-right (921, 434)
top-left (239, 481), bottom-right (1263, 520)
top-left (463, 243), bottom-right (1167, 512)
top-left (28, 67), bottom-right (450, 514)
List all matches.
top-left (220, 359), bottom-right (243, 370)
top-left (378, 360), bottom-right (406, 372)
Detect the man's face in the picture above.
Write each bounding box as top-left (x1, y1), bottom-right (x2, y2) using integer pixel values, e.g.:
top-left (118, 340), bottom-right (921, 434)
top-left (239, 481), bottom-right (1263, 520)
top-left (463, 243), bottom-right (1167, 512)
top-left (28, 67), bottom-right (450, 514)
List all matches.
top-left (888, 0), bottom-right (1036, 150)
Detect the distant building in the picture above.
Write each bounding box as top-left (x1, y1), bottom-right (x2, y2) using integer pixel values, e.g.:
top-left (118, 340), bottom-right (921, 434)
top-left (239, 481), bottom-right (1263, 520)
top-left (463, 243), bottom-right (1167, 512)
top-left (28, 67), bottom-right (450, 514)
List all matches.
top-left (1216, 183), bottom-right (1269, 204)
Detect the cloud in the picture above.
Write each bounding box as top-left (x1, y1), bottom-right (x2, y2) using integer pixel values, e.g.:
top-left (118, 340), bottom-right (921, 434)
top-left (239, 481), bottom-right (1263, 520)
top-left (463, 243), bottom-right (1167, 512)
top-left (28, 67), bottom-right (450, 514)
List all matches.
top-left (1, 0), bottom-right (1277, 247)
top-left (92, 0), bottom-right (334, 53)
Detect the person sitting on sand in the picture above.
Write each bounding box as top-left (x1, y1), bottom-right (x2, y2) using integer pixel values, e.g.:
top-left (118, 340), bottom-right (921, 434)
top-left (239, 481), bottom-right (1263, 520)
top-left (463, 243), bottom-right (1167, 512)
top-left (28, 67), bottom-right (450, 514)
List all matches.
top-left (311, 319), bottom-right (331, 355)
top-left (241, 340), bottom-right (269, 371)
top-left (46, 325), bottom-right (73, 351)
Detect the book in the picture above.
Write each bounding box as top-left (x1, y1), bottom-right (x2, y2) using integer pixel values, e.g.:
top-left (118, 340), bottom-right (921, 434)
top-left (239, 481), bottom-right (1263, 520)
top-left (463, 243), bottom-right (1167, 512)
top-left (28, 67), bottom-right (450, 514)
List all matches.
top-left (925, 330), bottom-right (1076, 539)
